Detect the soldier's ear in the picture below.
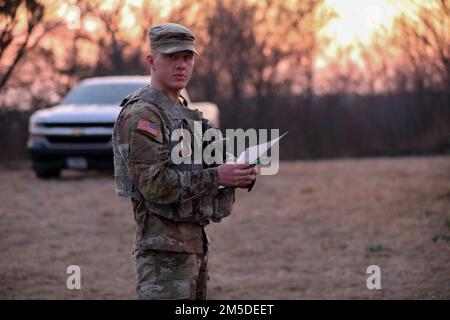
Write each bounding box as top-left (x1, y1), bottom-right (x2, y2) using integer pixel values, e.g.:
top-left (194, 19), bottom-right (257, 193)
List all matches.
top-left (146, 54), bottom-right (154, 70)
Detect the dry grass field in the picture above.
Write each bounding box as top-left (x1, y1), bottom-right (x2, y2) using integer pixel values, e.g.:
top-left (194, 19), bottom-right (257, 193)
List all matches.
top-left (0, 156), bottom-right (449, 299)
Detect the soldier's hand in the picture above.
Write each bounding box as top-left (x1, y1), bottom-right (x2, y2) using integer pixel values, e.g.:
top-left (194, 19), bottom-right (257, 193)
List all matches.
top-left (217, 163), bottom-right (258, 188)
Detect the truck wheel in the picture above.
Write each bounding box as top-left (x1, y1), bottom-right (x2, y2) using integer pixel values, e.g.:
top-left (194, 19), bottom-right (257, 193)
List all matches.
top-left (34, 168), bottom-right (61, 179)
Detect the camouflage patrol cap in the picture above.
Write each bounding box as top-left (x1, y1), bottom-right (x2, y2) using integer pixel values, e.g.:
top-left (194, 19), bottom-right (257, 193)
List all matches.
top-left (148, 23), bottom-right (199, 56)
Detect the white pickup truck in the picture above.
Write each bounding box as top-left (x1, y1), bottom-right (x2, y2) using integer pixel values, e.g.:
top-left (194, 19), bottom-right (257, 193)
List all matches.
top-left (27, 76), bottom-right (220, 178)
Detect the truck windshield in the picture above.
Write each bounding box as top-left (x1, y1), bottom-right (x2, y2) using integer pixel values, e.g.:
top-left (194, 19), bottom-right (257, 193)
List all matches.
top-left (62, 83), bottom-right (147, 105)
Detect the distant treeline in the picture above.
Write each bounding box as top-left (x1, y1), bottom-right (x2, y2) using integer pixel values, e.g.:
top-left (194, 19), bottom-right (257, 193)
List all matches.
top-left (0, 109), bottom-right (33, 161)
top-left (1, 91), bottom-right (448, 162)
top-left (216, 90), bottom-right (450, 160)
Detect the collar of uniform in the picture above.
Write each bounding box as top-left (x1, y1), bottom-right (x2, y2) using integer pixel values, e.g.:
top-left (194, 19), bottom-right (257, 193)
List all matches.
top-left (142, 86), bottom-right (177, 110)
top-left (178, 94), bottom-right (188, 107)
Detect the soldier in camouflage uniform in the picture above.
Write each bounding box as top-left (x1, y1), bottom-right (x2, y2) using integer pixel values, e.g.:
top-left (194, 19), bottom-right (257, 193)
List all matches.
top-left (112, 23), bottom-right (257, 300)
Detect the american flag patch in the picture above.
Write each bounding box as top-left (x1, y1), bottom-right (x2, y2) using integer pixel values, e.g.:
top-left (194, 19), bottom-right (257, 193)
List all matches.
top-left (137, 118), bottom-right (159, 138)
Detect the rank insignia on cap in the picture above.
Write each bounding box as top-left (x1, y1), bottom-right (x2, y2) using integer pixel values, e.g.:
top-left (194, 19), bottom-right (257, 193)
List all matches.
top-left (137, 118), bottom-right (159, 138)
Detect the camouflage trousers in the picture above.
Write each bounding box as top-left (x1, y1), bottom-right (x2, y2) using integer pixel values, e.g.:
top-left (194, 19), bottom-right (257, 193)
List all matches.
top-left (135, 247), bottom-right (209, 300)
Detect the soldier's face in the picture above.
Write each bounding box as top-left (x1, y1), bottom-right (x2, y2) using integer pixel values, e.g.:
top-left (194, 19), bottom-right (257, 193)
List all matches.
top-left (148, 51), bottom-right (194, 91)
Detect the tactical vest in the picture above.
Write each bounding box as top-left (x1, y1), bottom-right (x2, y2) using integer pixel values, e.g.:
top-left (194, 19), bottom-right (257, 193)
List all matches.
top-left (113, 86), bottom-right (216, 225)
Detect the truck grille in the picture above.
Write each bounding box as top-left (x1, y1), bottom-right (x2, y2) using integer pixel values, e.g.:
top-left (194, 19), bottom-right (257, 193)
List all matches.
top-left (40, 122), bottom-right (114, 128)
top-left (46, 135), bottom-right (112, 144)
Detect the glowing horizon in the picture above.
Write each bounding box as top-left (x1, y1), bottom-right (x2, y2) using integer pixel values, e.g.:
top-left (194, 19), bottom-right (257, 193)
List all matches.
top-left (315, 0), bottom-right (409, 70)
top-left (323, 0), bottom-right (403, 47)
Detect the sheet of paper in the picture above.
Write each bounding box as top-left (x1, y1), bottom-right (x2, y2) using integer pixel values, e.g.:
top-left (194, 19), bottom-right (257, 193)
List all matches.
top-left (218, 132), bottom-right (288, 189)
top-left (236, 131), bottom-right (288, 164)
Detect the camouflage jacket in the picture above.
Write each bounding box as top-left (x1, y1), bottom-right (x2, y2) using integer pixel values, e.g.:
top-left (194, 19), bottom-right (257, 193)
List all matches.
top-left (112, 86), bottom-right (235, 254)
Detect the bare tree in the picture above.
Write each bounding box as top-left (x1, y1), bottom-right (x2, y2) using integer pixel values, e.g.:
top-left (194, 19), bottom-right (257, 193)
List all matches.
top-left (0, 0), bottom-right (45, 90)
top-left (168, 0), bottom-right (331, 128)
top-left (388, 0), bottom-right (450, 92)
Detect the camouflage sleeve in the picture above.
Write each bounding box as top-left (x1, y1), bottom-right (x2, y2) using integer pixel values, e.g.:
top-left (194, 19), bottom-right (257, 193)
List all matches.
top-left (200, 118), bottom-right (237, 223)
top-left (202, 118), bottom-right (256, 192)
top-left (202, 117), bottom-right (256, 191)
top-left (122, 101), bottom-right (220, 205)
